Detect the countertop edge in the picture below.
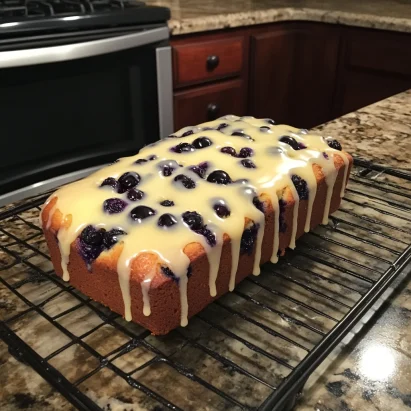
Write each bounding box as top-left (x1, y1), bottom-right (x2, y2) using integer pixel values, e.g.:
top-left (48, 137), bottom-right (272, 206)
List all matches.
top-left (168, 7), bottom-right (411, 36)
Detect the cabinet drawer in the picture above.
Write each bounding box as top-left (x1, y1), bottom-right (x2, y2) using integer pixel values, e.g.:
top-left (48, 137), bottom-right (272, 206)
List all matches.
top-left (346, 28), bottom-right (411, 76)
top-left (173, 37), bottom-right (244, 88)
top-left (173, 79), bottom-right (246, 130)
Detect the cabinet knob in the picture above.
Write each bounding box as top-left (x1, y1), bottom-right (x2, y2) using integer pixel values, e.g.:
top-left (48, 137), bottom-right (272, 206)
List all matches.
top-left (206, 55), bottom-right (220, 71)
top-left (207, 103), bottom-right (219, 120)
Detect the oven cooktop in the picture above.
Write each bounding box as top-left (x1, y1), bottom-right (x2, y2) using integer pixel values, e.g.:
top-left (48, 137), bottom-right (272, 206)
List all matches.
top-left (0, 0), bottom-right (170, 36)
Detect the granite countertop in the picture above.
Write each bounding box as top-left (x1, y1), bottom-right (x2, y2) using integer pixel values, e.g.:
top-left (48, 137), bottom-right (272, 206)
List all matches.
top-left (145, 0), bottom-right (411, 36)
top-left (1, 91), bottom-right (411, 410)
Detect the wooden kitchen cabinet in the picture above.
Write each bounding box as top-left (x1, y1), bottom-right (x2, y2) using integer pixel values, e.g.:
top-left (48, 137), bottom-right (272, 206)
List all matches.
top-left (171, 28), bottom-right (249, 130)
top-left (332, 27), bottom-right (411, 117)
top-left (171, 22), bottom-right (411, 131)
top-left (248, 22), bottom-right (341, 129)
top-left (172, 36), bottom-right (245, 88)
top-left (173, 79), bottom-right (247, 130)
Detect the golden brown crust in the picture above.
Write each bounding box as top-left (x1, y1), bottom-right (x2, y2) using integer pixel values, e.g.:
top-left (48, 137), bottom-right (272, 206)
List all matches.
top-left (42, 152), bottom-right (352, 334)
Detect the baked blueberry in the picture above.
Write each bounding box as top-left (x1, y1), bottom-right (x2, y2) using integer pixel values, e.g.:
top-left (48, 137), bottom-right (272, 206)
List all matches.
top-left (327, 139), bottom-right (342, 151)
top-left (148, 155), bottom-right (157, 161)
top-left (171, 142), bottom-right (195, 153)
top-left (103, 228), bottom-right (126, 249)
top-left (199, 227), bottom-right (216, 247)
top-left (181, 130), bottom-right (194, 137)
top-left (77, 225), bottom-right (107, 266)
top-left (238, 147), bottom-right (253, 158)
top-left (217, 123), bottom-right (229, 130)
top-left (134, 159), bottom-right (148, 165)
top-left (266, 118), bottom-right (275, 125)
top-left (78, 241), bottom-right (104, 266)
top-left (323, 152), bottom-right (329, 159)
top-left (162, 165), bottom-right (175, 177)
top-left (174, 174), bottom-right (196, 189)
top-left (103, 198), bottom-right (128, 214)
top-left (213, 203), bottom-right (231, 218)
top-left (118, 172), bottom-right (140, 193)
top-left (231, 130), bottom-right (244, 137)
top-left (100, 177), bottom-right (119, 191)
top-left (199, 161), bottom-right (209, 170)
top-left (80, 225), bottom-right (105, 246)
top-left (158, 160), bottom-right (179, 177)
top-left (161, 266), bottom-right (178, 281)
top-left (207, 170), bottom-right (232, 185)
top-left (158, 213), bottom-right (178, 227)
top-left (221, 147), bottom-right (236, 156)
top-left (182, 211), bottom-right (203, 230)
top-left (260, 126), bottom-right (271, 132)
top-left (291, 175), bottom-right (309, 200)
top-left (190, 166), bottom-right (206, 179)
top-left (127, 189), bottom-right (144, 201)
top-left (240, 224), bottom-right (259, 255)
top-left (192, 137), bottom-right (212, 149)
top-left (241, 159), bottom-right (256, 169)
top-left (160, 200), bottom-right (175, 207)
top-left (190, 162), bottom-right (209, 178)
top-left (279, 135), bottom-right (306, 150)
top-left (232, 130), bottom-right (253, 140)
top-left (279, 199), bottom-right (287, 232)
top-left (253, 197), bottom-right (264, 213)
top-left (130, 205), bottom-right (156, 223)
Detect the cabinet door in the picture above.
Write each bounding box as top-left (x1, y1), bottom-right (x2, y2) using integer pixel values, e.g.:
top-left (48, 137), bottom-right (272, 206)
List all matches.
top-left (173, 79), bottom-right (246, 130)
top-left (249, 23), bottom-right (341, 128)
top-left (333, 27), bottom-right (411, 117)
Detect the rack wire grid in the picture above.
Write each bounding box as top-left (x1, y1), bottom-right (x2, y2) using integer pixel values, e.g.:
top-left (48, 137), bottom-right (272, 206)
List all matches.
top-left (1, 158), bottom-right (411, 411)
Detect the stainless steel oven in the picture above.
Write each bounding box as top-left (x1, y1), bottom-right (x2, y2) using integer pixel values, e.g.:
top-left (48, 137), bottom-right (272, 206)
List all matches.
top-left (0, 1), bottom-right (172, 206)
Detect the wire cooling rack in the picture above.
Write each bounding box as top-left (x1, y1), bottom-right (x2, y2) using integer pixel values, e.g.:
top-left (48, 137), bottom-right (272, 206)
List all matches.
top-left (1, 159), bottom-right (411, 411)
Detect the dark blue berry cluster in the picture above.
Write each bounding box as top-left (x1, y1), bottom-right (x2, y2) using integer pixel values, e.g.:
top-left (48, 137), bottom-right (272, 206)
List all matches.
top-left (189, 162), bottom-right (209, 179)
top-left (220, 146), bottom-right (253, 158)
top-left (77, 225), bottom-right (126, 267)
top-left (182, 211), bottom-right (216, 246)
top-left (134, 155), bottom-right (157, 165)
top-left (326, 139), bottom-right (342, 151)
top-left (279, 199), bottom-right (287, 233)
top-left (240, 224), bottom-right (260, 255)
top-left (291, 175), bottom-right (309, 200)
top-left (171, 137), bottom-right (212, 153)
top-left (100, 171), bottom-right (142, 195)
top-left (161, 265), bottom-right (192, 282)
top-left (279, 136), bottom-right (306, 150)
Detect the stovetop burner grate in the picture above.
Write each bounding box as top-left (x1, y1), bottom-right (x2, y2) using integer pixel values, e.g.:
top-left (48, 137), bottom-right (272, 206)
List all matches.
top-left (0, 0), bottom-right (144, 18)
top-left (0, 159), bottom-right (411, 411)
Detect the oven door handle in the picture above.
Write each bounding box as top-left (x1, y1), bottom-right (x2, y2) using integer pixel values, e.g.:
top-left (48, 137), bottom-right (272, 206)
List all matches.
top-left (0, 27), bottom-right (169, 68)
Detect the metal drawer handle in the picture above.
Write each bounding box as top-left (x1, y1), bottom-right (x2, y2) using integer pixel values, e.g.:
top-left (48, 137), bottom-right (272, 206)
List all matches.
top-left (206, 55), bottom-right (220, 71)
top-left (207, 103), bottom-right (219, 120)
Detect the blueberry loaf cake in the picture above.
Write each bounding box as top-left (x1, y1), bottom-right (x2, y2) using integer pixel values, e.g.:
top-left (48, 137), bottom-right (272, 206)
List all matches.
top-left (41, 116), bottom-right (352, 335)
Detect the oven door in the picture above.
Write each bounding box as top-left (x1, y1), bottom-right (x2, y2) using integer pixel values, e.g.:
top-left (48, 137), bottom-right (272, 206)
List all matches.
top-left (0, 27), bottom-right (173, 205)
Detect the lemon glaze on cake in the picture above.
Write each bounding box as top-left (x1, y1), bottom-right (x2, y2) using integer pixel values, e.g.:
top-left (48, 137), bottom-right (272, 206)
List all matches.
top-left (41, 115), bottom-right (351, 330)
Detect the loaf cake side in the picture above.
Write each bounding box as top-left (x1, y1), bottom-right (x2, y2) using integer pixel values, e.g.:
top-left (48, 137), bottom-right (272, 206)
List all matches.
top-left (41, 116), bottom-right (352, 335)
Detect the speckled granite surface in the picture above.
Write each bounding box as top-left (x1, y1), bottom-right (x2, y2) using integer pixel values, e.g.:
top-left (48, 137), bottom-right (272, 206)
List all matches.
top-left (316, 89), bottom-right (411, 171)
top-left (145, 0), bottom-right (411, 35)
top-left (1, 91), bottom-right (411, 410)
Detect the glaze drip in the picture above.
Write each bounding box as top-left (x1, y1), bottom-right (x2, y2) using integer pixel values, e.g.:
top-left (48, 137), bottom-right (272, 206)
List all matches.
top-left (41, 116), bottom-right (350, 327)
